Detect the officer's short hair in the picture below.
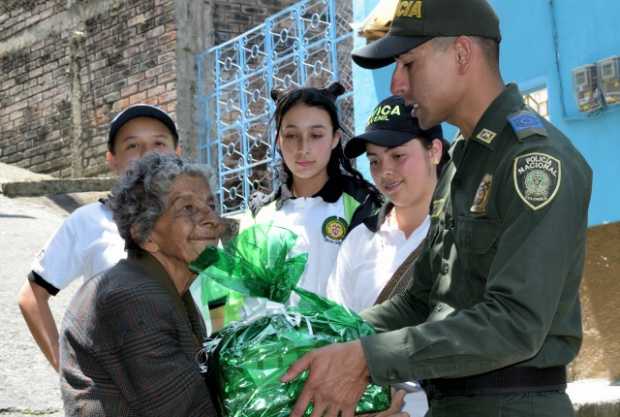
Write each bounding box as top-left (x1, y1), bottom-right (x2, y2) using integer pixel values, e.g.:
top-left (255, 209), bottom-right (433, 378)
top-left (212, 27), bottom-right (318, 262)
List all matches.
top-left (431, 37), bottom-right (499, 72)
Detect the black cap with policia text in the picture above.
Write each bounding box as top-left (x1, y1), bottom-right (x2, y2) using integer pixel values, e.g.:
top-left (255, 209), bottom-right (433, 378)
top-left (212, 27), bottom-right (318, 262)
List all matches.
top-left (344, 95), bottom-right (443, 158)
top-left (352, 0), bottom-right (501, 69)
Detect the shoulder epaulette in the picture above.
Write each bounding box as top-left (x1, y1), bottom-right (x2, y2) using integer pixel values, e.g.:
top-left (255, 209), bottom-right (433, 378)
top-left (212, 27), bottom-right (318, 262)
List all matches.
top-left (507, 110), bottom-right (547, 141)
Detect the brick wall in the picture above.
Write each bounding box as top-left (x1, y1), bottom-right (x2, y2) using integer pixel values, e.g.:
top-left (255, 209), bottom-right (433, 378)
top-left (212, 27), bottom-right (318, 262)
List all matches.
top-left (0, 1), bottom-right (61, 43)
top-left (0, 8), bottom-right (72, 176)
top-left (0, 0), bottom-right (178, 177)
top-left (77, 0), bottom-right (178, 176)
top-left (0, 0), bottom-right (298, 178)
top-left (214, 0), bottom-right (297, 44)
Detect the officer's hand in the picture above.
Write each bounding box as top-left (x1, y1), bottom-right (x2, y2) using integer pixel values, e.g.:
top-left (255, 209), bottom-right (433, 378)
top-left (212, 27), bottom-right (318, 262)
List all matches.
top-left (282, 340), bottom-right (370, 417)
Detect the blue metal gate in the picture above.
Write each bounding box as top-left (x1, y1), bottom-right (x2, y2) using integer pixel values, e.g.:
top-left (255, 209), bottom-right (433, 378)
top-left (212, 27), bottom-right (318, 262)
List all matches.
top-left (195, 0), bottom-right (354, 215)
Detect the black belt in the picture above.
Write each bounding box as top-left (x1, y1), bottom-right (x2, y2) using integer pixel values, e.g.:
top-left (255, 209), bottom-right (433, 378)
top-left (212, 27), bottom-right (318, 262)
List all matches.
top-left (421, 366), bottom-right (567, 399)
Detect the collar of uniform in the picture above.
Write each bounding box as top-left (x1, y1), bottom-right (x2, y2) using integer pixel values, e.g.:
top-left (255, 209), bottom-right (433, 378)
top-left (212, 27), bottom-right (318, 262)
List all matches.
top-left (469, 83), bottom-right (524, 149)
top-left (276, 176), bottom-right (344, 208)
top-left (313, 176), bottom-right (345, 203)
top-left (363, 202), bottom-right (395, 233)
top-left (449, 136), bottom-right (467, 169)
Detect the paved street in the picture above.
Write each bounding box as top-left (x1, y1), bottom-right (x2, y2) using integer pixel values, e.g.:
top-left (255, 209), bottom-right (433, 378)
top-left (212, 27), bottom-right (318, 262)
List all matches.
top-left (0, 194), bottom-right (79, 417)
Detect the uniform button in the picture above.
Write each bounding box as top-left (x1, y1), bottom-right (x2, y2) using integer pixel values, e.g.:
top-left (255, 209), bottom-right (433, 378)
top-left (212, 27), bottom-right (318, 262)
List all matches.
top-left (441, 261), bottom-right (450, 274)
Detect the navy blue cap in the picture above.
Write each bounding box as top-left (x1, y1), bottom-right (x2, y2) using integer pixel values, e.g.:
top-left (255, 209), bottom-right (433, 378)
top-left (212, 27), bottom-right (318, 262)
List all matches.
top-left (108, 104), bottom-right (178, 152)
top-left (344, 96), bottom-right (443, 158)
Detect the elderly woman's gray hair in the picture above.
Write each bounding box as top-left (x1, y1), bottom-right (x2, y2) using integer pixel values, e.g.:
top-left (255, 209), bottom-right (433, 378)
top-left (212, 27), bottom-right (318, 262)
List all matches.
top-left (108, 152), bottom-right (217, 251)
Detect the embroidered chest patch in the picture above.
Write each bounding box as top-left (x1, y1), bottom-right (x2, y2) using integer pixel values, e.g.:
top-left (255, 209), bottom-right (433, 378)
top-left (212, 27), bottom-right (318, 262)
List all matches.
top-left (322, 216), bottom-right (348, 243)
top-left (470, 174), bottom-right (493, 214)
top-left (513, 152), bottom-right (561, 210)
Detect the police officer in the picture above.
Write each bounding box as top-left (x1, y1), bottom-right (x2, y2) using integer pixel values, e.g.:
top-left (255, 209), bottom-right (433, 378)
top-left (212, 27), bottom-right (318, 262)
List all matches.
top-left (281, 0), bottom-right (593, 416)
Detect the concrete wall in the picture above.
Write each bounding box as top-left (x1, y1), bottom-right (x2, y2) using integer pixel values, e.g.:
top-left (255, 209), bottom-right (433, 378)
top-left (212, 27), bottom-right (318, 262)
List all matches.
top-left (570, 222), bottom-right (620, 382)
top-left (175, 0), bottom-right (214, 159)
top-left (496, 0), bottom-right (620, 227)
top-left (352, 0), bottom-right (620, 227)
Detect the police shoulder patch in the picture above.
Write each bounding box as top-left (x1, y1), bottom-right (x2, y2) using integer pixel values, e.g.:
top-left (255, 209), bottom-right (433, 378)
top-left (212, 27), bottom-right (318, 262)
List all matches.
top-left (507, 111), bottom-right (547, 141)
top-left (513, 152), bottom-right (561, 210)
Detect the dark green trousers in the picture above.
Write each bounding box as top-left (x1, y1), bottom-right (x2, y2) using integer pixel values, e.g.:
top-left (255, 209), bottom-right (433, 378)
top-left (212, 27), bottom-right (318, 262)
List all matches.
top-left (425, 391), bottom-right (575, 417)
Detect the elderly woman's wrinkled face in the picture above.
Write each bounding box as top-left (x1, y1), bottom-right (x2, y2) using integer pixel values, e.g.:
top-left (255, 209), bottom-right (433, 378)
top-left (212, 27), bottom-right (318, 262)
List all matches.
top-left (147, 175), bottom-right (220, 264)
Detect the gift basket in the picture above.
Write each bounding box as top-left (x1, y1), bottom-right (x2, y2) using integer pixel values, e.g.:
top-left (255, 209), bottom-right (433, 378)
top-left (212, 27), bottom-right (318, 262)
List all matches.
top-left (189, 224), bottom-right (390, 417)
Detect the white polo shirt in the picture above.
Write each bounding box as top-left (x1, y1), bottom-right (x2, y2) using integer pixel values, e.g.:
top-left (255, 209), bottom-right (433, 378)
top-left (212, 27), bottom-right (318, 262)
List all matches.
top-left (29, 200), bottom-right (213, 333)
top-left (230, 177), bottom-right (379, 319)
top-left (29, 201), bottom-right (126, 294)
top-left (326, 212), bottom-right (430, 313)
top-left (248, 195), bottom-right (349, 298)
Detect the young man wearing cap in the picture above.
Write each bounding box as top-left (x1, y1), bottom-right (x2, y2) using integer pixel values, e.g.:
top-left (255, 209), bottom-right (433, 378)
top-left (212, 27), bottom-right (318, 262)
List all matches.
top-left (17, 105), bottom-right (180, 371)
top-left (282, 1), bottom-right (593, 416)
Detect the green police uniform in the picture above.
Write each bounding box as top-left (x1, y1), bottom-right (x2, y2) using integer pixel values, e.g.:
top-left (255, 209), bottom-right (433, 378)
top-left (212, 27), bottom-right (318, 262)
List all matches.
top-left (358, 84), bottom-right (592, 416)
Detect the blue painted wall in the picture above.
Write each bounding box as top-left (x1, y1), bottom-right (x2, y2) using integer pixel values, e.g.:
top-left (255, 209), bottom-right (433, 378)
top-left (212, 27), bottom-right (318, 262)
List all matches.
top-left (352, 0), bottom-right (620, 226)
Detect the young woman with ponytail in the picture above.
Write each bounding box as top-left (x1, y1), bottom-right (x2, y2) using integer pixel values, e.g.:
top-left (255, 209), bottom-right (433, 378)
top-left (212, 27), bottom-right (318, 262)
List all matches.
top-left (242, 81), bottom-right (383, 299)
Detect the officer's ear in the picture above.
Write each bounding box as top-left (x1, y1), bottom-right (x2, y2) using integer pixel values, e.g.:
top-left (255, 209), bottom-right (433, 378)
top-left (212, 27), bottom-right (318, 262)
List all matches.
top-left (454, 36), bottom-right (474, 74)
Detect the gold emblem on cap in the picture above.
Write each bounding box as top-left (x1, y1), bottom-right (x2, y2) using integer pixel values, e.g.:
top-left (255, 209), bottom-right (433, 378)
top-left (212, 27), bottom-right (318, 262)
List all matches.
top-left (476, 128), bottom-right (497, 144)
top-left (470, 174), bottom-right (493, 214)
top-left (395, 0), bottom-right (423, 19)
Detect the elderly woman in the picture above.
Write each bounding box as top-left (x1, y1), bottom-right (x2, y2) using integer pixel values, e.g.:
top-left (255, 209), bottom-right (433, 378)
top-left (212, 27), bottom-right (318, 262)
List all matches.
top-left (59, 153), bottom-right (219, 417)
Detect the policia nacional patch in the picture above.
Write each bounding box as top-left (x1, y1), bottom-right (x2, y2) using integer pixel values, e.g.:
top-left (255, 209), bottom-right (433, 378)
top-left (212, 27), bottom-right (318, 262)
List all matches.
top-left (513, 152), bottom-right (561, 210)
top-left (322, 216), bottom-right (348, 243)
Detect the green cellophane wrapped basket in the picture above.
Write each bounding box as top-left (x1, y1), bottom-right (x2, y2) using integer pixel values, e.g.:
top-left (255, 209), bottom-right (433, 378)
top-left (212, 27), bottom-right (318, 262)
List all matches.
top-left (189, 224), bottom-right (390, 417)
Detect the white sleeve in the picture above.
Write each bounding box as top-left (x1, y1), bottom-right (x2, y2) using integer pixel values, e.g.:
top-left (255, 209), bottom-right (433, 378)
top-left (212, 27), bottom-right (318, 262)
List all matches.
top-left (30, 213), bottom-right (85, 293)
